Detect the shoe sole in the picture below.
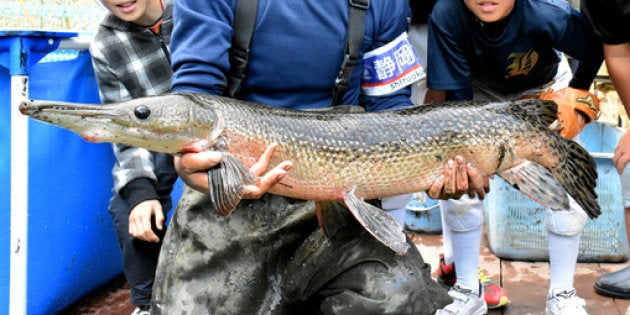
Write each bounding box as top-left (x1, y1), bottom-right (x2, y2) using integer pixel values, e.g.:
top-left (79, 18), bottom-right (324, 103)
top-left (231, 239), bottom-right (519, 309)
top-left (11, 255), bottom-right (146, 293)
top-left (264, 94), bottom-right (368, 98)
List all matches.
top-left (440, 280), bottom-right (510, 309)
top-left (487, 296), bottom-right (510, 309)
top-left (484, 286), bottom-right (510, 309)
top-left (594, 284), bottom-right (630, 299)
top-left (436, 303), bottom-right (487, 315)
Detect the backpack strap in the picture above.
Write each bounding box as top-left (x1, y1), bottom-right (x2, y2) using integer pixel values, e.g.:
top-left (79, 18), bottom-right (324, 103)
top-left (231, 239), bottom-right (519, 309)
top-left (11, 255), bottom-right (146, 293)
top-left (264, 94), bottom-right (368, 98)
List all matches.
top-left (226, 0), bottom-right (258, 98)
top-left (331, 0), bottom-right (369, 106)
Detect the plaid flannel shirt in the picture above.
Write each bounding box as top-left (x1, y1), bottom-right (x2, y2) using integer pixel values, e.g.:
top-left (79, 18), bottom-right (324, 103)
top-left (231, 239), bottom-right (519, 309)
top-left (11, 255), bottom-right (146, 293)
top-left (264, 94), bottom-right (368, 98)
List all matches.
top-left (89, 1), bottom-right (173, 198)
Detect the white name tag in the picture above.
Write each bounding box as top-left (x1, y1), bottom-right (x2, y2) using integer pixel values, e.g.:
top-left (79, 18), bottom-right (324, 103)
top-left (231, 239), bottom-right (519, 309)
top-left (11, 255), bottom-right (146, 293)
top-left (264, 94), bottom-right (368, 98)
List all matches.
top-left (361, 32), bottom-right (426, 96)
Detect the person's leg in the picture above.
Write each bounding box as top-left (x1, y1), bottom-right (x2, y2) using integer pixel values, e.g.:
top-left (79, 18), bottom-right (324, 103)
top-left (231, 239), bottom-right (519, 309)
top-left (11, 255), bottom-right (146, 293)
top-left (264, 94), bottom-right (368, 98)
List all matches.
top-left (381, 194), bottom-right (412, 226)
top-left (152, 191), bottom-right (319, 315)
top-left (280, 200), bottom-right (451, 315)
top-left (440, 201), bottom-right (454, 266)
top-left (386, 206), bottom-right (406, 226)
top-left (548, 233), bottom-right (581, 291)
top-left (594, 163), bottom-right (630, 299)
top-left (109, 195), bottom-right (163, 308)
top-left (313, 235), bottom-right (450, 315)
top-left (445, 197), bottom-right (484, 292)
top-left (545, 196), bottom-right (589, 315)
top-left (438, 196), bottom-right (509, 309)
top-left (435, 196), bottom-right (487, 315)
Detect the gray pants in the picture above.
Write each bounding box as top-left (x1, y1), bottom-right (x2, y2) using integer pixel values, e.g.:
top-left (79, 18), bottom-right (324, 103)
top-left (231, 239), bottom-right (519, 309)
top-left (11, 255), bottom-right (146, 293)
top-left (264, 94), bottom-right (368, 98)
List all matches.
top-left (152, 187), bottom-right (450, 314)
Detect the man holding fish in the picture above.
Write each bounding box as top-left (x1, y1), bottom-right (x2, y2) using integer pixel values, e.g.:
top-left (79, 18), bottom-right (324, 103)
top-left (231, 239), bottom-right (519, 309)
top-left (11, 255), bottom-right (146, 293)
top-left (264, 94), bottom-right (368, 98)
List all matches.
top-left (149, 0), bottom-right (475, 314)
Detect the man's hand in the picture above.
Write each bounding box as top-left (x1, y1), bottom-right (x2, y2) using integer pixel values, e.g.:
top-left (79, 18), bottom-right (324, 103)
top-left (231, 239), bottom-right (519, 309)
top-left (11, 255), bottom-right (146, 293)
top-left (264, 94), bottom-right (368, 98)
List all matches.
top-left (174, 150), bottom-right (224, 192)
top-left (614, 130), bottom-right (630, 174)
top-left (538, 87), bottom-right (600, 138)
top-left (427, 156), bottom-right (490, 200)
top-left (174, 143), bottom-right (293, 199)
top-left (128, 199), bottom-right (164, 242)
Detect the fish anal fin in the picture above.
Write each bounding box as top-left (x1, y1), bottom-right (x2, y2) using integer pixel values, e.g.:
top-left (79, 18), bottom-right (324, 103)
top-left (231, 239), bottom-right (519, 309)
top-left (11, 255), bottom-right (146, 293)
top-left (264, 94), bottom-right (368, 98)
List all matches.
top-left (207, 152), bottom-right (257, 216)
top-left (498, 160), bottom-right (570, 211)
top-left (343, 188), bottom-right (409, 255)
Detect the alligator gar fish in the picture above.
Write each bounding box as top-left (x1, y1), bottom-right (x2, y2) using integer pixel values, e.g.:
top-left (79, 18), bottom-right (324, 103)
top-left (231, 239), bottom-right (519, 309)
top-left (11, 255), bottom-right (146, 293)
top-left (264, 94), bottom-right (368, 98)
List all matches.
top-left (19, 93), bottom-right (599, 254)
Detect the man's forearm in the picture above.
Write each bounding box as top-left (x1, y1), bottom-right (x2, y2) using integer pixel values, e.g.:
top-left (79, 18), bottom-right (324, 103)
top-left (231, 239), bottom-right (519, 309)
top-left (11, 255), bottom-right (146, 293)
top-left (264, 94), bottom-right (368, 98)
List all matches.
top-left (604, 43), bottom-right (630, 115)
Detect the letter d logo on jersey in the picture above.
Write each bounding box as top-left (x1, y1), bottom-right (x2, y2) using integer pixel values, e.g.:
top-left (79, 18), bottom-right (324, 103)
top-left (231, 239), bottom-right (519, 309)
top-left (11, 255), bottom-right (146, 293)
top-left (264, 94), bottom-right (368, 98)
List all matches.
top-left (361, 32), bottom-right (425, 96)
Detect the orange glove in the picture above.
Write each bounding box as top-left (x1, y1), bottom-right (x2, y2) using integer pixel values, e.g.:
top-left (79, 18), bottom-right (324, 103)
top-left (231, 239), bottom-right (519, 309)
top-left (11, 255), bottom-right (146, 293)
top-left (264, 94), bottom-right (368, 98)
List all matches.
top-left (537, 87), bottom-right (600, 138)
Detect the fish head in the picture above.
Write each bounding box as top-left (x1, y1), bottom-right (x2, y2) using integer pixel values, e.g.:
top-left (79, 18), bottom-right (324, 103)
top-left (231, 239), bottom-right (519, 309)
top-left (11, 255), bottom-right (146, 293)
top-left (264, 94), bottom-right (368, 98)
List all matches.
top-left (19, 94), bottom-right (219, 154)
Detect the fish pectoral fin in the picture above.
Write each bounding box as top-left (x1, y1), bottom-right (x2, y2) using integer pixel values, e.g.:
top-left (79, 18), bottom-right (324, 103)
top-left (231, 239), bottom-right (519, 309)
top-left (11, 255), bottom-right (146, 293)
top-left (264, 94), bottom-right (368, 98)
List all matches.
top-left (207, 152), bottom-right (257, 216)
top-left (498, 160), bottom-right (570, 211)
top-left (343, 189), bottom-right (409, 255)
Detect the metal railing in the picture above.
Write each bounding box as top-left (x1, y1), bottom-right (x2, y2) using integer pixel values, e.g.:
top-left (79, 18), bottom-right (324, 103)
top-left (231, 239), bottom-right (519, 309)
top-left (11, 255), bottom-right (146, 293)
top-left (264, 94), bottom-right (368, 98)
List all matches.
top-left (0, 0), bottom-right (105, 32)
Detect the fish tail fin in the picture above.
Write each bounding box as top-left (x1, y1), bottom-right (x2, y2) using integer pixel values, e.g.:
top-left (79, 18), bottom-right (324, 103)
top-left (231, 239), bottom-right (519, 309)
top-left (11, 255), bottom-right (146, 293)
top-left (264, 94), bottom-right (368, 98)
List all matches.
top-left (207, 153), bottom-right (257, 216)
top-left (555, 139), bottom-right (600, 218)
top-left (498, 139), bottom-right (599, 219)
top-left (504, 99), bottom-right (599, 218)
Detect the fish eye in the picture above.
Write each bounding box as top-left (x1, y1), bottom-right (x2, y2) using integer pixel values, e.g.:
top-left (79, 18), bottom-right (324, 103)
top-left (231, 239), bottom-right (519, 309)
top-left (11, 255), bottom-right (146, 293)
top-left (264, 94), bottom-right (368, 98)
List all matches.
top-left (134, 105), bottom-right (151, 119)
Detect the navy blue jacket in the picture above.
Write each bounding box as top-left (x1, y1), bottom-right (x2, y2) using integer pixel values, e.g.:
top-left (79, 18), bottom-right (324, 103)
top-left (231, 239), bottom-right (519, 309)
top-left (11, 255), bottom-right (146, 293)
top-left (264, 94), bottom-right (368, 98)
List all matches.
top-left (427, 0), bottom-right (603, 97)
top-left (170, 0), bottom-right (413, 111)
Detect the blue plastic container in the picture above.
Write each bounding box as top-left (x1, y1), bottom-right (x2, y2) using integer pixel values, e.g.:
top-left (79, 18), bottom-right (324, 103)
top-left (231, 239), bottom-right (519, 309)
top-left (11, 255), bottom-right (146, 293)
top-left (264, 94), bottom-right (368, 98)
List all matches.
top-left (0, 32), bottom-right (123, 314)
top-left (405, 192), bottom-right (442, 234)
top-left (0, 31), bottom-right (182, 314)
top-left (484, 122), bottom-right (629, 262)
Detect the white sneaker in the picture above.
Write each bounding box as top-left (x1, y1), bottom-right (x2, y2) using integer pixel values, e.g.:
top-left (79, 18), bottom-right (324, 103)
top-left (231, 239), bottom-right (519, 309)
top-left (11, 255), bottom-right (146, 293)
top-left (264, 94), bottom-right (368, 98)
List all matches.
top-left (436, 283), bottom-right (488, 315)
top-left (131, 305), bottom-right (151, 315)
top-left (545, 288), bottom-right (587, 315)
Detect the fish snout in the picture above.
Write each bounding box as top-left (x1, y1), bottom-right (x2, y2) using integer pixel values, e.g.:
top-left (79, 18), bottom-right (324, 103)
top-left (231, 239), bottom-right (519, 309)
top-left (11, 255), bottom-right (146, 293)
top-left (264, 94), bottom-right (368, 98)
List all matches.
top-left (18, 100), bottom-right (33, 115)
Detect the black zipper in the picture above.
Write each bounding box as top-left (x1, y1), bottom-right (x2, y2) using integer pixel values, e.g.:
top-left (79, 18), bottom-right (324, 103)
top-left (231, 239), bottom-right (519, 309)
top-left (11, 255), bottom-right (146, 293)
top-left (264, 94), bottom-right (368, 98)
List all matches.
top-left (149, 22), bottom-right (170, 63)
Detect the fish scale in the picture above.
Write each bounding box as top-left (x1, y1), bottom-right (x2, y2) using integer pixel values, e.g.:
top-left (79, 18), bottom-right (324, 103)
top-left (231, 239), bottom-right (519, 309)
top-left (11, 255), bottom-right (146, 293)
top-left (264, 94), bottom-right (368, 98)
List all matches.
top-left (19, 93), bottom-right (599, 254)
top-left (217, 97), bottom-right (499, 199)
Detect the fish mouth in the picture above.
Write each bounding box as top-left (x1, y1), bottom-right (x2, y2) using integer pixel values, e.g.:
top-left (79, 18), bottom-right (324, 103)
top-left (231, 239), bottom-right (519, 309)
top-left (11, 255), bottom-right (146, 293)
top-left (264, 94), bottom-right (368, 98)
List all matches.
top-left (19, 100), bottom-right (123, 118)
top-left (18, 101), bottom-right (35, 115)
top-left (78, 130), bottom-right (107, 143)
top-left (19, 100), bottom-right (125, 142)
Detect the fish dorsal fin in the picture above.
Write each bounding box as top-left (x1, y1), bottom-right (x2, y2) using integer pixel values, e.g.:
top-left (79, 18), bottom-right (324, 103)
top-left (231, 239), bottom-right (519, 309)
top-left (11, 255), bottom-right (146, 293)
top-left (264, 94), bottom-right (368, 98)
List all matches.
top-left (510, 99), bottom-right (558, 127)
top-left (498, 160), bottom-right (569, 211)
top-left (207, 153), bottom-right (257, 216)
top-left (343, 188), bottom-right (409, 255)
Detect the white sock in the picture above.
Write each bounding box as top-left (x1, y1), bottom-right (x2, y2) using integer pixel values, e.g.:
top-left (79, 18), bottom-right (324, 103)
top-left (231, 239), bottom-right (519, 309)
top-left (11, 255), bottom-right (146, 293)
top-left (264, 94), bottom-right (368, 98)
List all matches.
top-left (440, 200), bottom-right (454, 265)
top-left (451, 225), bottom-right (483, 295)
top-left (547, 232), bottom-right (581, 293)
top-left (440, 198), bottom-right (483, 295)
